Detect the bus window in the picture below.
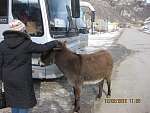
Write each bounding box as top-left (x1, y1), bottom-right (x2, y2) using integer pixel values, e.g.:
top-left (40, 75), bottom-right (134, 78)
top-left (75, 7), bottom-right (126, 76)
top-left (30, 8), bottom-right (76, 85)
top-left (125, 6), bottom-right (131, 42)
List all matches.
top-left (12, 0), bottom-right (44, 37)
top-left (0, 0), bottom-right (8, 24)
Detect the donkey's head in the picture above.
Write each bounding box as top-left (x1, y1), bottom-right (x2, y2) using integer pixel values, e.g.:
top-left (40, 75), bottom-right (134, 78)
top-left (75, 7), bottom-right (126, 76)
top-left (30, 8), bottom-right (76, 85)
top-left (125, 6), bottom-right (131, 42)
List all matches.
top-left (53, 41), bottom-right (67, 51)
top-left (41, 41), bottom-right (67, 66)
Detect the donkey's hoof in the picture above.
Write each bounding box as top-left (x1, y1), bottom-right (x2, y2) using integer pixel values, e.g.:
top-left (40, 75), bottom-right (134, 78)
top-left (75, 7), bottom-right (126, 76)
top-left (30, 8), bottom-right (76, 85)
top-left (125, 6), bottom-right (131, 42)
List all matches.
top-left (96, 97), bottom-right (101, 101)
top-left (73, 106), bottom-right (80, 113)
top-left (73, 110), bottom-right (79, 113)
top-left (96, 95), bottom-right (102, 101)
top-left (106, 95), bottom-right (111, 98)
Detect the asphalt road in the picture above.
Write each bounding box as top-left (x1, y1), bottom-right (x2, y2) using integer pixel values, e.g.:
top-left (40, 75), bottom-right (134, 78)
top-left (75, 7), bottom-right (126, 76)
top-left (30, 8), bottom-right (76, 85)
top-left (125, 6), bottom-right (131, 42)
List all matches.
top-left (95, 28), bottom-right (150, 113)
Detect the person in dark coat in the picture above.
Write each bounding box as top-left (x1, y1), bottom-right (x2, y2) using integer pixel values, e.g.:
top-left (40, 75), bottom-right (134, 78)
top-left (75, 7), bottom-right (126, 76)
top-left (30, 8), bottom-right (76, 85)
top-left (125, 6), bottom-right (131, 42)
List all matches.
top-left (0, 20), bottom-right (59, 113)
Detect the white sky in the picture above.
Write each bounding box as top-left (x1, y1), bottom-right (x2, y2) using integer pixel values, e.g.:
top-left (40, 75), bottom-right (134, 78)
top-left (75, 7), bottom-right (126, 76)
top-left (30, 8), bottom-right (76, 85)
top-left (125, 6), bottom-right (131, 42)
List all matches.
top-left (147, 0), bottom-right (150, 3)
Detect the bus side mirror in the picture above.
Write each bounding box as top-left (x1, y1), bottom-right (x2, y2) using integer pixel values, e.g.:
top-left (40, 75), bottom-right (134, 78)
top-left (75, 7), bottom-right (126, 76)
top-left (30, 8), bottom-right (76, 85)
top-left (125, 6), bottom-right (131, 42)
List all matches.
top-left (91, 11), bottom-right (95, 22)
top-left (71, 0), bottom-right (80, 18)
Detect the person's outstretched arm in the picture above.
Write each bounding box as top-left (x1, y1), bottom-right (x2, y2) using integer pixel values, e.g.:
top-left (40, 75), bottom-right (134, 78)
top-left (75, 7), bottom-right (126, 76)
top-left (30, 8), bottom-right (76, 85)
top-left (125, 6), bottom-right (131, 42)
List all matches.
top-left (0, 52), bottom-right (3, 80)
top-left (26, 39), bottom-right (58, 53)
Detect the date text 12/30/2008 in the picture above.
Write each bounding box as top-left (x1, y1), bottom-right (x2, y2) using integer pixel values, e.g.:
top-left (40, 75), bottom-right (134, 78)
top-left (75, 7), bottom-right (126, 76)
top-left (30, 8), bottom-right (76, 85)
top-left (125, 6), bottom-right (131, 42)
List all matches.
top-left (105, 98), bottom-right (141, 104)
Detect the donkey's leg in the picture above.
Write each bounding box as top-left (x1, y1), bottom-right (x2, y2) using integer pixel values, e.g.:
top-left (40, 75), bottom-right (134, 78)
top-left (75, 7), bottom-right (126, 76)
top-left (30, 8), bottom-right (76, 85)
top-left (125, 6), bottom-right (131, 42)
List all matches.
top-left (73, 85), bottom-right (81, 112)
top-left (96, 79), bottom-right (104, 99)
top-left (106, 78), bottom-right (111, 98)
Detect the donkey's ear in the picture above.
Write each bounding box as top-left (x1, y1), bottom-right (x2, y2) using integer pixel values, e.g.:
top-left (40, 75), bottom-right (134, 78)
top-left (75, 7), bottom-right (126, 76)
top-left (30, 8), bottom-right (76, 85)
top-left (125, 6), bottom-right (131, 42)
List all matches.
top-left (64, 41), bottom-right (67, 44)
top-left (63, 41), bottom-right (67, 46)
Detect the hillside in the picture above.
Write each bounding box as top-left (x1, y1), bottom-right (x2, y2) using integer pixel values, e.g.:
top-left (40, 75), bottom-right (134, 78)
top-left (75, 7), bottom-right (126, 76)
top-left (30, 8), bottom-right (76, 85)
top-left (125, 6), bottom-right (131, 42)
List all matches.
top-left (83, 0), bottom-right (150, 23)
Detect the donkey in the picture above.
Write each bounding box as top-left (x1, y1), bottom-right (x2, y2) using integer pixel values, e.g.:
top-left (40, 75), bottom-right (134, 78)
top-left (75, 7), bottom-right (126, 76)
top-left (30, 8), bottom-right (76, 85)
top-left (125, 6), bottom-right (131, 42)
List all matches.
top-left (41, 42), bottom-right (113, 113)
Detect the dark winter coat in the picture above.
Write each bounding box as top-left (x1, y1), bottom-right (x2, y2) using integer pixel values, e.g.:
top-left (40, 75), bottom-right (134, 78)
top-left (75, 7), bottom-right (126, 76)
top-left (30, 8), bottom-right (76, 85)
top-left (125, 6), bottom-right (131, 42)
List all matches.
top-left (0, 30), bottom-right (58, 108)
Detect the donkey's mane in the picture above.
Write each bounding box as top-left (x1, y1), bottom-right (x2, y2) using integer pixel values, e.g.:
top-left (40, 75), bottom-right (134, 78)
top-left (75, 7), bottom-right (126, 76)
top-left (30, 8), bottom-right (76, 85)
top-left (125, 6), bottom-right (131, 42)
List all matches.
top-left (64, 45), bottom-right (81, 57)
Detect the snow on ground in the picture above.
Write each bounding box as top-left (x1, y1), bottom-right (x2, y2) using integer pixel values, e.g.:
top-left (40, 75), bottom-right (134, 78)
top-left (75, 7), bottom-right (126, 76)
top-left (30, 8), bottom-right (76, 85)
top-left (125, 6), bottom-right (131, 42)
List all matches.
top-left (77, 30), bottom-right (121, 54)
top-left (139, 26), bottom-right (150, 34)
top-left (143, 30), bottom-right (150, 34)
top-left (88, 31), bottom-right (119, 46)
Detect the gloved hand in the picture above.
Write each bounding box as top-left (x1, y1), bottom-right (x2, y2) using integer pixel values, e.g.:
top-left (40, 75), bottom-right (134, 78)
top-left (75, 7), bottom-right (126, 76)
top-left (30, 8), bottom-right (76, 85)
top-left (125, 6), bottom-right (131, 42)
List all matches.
top-left (51, 40), bottom-right (60, 47)
top-left (52, 40), bottom-right (63, 50)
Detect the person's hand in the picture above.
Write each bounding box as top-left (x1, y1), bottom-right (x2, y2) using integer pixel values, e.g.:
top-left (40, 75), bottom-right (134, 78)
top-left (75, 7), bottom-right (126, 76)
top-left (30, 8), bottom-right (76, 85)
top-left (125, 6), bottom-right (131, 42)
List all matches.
top-left (52, 40), bottom-right (62, 50)
top-left (51, 40), bottom-right (58, 47)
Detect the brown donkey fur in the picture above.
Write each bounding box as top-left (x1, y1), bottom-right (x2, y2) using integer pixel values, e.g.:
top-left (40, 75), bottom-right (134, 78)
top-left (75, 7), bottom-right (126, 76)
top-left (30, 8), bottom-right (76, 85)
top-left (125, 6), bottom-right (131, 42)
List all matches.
top-left (41, 42), bottom-right (113, 113)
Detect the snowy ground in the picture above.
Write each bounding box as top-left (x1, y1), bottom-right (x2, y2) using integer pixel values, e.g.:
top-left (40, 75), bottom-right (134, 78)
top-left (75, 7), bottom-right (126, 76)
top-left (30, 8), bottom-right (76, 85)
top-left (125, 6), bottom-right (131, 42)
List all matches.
top-left (139, 26), bottom-right (150, 34)
top-left (77, 30), bottom-right (122, 54)
top-left (143, 30), bottom-right (150, 34)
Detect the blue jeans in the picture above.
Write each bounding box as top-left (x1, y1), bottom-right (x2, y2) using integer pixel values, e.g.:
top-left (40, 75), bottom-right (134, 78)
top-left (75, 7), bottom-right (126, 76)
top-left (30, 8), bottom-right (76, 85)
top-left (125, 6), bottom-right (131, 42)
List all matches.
top-left (11, 107), bottom-right (29, 113)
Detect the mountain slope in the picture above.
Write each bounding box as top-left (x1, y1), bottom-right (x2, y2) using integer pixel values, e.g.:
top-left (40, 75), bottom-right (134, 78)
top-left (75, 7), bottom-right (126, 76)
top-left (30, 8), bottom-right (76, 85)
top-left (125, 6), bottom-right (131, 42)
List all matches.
top-left (84, 0), bottom-right (150, 23)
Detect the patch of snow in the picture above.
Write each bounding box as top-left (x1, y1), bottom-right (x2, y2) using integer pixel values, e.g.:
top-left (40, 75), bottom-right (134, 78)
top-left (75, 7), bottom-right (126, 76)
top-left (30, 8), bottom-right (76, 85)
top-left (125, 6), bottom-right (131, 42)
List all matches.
top-left (143, 30), bottom-right (150, 34)
top-left (76, 30), bottom-right (121, 54)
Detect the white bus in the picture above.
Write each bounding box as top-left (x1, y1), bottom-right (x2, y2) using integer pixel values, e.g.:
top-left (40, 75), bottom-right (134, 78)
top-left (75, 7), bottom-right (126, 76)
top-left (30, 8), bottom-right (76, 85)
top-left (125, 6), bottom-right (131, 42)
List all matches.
top-left (0, 0), bottom-right (94, 79)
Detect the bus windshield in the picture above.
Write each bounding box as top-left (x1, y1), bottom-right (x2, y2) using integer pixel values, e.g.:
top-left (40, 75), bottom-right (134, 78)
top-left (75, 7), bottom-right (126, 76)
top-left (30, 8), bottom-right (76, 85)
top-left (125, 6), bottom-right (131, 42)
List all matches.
top-left (47, 0), bottom-right (71, 28)
top-left (12, 0), bottom-right (44, 37)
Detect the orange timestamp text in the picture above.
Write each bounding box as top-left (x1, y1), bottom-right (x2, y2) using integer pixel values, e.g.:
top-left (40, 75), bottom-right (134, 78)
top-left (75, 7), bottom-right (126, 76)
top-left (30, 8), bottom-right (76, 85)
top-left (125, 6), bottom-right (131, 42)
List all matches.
top-left (105, 98), bottom-right (141, 104)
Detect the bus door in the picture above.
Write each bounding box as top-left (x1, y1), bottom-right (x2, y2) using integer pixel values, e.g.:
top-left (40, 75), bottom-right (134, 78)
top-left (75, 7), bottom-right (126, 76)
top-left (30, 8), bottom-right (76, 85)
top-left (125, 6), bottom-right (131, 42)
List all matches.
top-left (0, 0), bottom-right (9, 40)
